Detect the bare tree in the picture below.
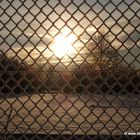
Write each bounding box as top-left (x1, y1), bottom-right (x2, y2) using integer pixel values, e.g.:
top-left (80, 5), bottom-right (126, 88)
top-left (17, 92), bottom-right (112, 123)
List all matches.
top-left (87, 31), bottom-right (121, 70)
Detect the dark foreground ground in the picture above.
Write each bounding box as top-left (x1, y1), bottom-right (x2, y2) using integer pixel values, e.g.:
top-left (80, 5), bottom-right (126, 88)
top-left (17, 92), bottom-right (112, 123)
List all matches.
top-left (0, 93), bottom-right (140, 139)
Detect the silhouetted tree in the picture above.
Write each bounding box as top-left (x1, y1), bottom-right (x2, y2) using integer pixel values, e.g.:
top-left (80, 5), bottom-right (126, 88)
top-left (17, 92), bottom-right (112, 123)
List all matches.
top-left (87, 31), bottom-right (121, 70)
top-left (0, 52), bottom-right (40, 96)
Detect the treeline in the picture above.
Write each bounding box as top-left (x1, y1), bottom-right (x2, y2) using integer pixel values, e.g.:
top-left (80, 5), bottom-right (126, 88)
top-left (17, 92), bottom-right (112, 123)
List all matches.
top-left (0, 52), bottom-right (139, 97)
top-left (0, 53), bottom-right (41, 97)
top-left (39, 63), bottom-right (140, 95)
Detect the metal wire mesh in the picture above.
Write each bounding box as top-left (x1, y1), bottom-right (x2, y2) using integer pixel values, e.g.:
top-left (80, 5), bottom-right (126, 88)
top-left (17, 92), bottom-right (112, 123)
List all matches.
top-left (0, 0), bottom-right (140, 139)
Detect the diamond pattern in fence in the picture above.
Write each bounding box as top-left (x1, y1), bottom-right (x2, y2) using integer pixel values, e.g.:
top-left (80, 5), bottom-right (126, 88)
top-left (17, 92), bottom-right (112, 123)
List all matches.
top-left (0, 0), bottom-right (140, 139)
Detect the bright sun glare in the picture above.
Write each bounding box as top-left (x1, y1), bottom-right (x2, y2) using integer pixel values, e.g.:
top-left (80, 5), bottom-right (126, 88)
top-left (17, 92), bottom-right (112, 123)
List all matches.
top-left (51, 33), bottom-right (76, 58)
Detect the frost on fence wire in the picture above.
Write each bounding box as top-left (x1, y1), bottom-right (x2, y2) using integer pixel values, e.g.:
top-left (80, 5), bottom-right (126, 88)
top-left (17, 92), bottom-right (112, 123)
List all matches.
top-left (0, 0), bottom-right (140, 139)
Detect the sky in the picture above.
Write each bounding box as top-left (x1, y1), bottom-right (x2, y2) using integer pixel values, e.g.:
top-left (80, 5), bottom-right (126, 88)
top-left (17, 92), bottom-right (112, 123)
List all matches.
top-left (0, 0), bottom-right (140, 69)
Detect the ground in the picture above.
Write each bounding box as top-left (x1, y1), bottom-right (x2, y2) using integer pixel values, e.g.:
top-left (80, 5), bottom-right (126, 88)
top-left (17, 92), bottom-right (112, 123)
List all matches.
top-left (0, 93), bottom-right (140, 135)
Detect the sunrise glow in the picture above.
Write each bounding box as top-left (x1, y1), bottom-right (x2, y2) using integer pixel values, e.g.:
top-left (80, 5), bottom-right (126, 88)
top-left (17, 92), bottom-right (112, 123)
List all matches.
top-left (51, 33), bottom-right (77, 58)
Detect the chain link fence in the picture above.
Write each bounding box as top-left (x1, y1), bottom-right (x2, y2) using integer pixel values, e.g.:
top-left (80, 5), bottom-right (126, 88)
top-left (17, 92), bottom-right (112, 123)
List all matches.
top-left (0, 0), bottom-right (140, 139)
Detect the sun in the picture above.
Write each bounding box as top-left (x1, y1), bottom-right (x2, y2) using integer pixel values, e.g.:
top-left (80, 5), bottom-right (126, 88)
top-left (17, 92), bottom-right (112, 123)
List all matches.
top-left (51, 33), bottom-right (76, 58)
